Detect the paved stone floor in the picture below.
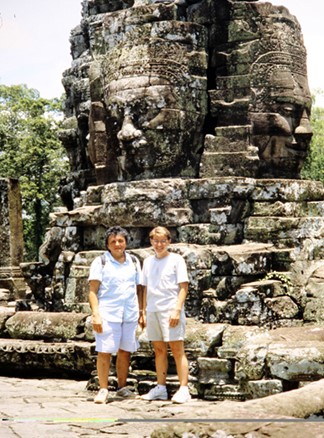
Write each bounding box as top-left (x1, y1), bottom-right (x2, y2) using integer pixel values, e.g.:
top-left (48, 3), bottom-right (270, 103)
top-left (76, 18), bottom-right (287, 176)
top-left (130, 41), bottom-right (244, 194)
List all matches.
top-left (0, 375), bottom-right (215, 437)
top-left (1, 376), bottom-right (324, 437)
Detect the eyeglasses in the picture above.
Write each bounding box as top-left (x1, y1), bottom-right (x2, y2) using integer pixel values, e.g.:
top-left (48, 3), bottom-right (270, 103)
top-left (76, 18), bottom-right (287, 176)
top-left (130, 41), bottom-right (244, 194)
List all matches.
top-left (151, 239), bottom-right (169, 245)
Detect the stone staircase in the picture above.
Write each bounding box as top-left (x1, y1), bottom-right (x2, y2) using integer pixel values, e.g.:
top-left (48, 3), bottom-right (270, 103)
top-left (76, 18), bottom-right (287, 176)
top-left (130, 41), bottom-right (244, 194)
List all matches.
top-left (200, 125), bottom-right (259, 178)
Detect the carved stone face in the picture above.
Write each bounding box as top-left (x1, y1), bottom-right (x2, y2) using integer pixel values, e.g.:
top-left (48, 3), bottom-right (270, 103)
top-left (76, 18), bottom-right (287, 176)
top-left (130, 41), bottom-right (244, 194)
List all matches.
top-left (104, 79), bottom-right (207, 180)
top-left (84, 0), bottom-right (312, 184)
top-left (89, 18), bottom-right (208, 182)
top-left (251, 71), bottom-right (312, 178)
top-left (249, 21), bottom-right (313, 178)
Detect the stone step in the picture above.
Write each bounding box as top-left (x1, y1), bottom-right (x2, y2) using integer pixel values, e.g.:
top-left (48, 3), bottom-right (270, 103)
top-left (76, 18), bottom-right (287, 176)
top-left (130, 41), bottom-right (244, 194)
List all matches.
top-left (204, 135), bottom-right (250, 153)
top-left (177, 223), bottom-right (243, 245)
top-left (245, 215), bottom-right (324, 246)
top-left (177, 242), bottom-right (292, 274)
top-left (200, 151), bottom-right (259, 178)
top-left (252, 200), bottom-right (324, 217)
top-left (233, 276), bottom-right (300, 326)
top-left (51, 179), bottom-right (324, 228)
top-left (2, 315), bottom-right (324, 401)
top-left (0, 338), bottom-right (94, 377)
top-left (199, 258), bottom-right (324, 326)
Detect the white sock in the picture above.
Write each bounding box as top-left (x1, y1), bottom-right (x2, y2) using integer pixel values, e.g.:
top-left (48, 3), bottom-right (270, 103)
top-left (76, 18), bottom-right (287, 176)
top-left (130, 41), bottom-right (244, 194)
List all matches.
top-left (179, 386), bottom-right (189, 393)
top-left (157, 384), bottom-right (166, 390)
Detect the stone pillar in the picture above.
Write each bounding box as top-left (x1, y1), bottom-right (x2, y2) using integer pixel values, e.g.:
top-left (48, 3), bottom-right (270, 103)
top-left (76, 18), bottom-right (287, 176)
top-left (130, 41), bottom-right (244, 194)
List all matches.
top-left (0, 178), bottom-right (27, 300)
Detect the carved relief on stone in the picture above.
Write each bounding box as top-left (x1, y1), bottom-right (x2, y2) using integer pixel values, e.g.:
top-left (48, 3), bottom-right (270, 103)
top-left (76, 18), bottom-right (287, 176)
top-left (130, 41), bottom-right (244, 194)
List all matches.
top-left (88, 15), bottom-right (208, 183)
top-left (61, 0), bottom-right (313, 192)
top-left (248, 5), bottom-right (313, 178)
top-left (199, 0), bottom-right (312, 179)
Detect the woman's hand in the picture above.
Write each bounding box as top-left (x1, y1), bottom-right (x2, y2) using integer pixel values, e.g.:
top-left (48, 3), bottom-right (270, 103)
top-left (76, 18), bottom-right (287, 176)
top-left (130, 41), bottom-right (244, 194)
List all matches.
top-left (92, 313), bottom-right (103, 333)
top-left (138, 312), bottom-right (146, 330)
top-left (169, 309), bottom-right (181, 327)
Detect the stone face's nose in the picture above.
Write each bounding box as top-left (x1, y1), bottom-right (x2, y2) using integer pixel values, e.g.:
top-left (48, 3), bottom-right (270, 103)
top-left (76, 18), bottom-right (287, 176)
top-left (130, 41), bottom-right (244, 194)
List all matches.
top-left (294, 109), bottom-right (313, 136)
top-left (117, 114), bottom-right (142, 142)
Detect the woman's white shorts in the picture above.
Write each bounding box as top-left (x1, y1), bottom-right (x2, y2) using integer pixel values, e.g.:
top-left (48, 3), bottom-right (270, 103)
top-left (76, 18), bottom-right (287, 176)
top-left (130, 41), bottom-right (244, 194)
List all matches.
top-left (95, 320), bottom-right (139, 354)
top-left (146, 310), bottom-right (186, 342)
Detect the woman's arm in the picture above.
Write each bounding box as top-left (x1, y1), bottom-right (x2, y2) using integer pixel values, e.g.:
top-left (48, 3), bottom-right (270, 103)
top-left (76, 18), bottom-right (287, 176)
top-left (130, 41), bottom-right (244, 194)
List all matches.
top-left (138, 286), bottom-right (147, 329)
top-left (169, 281), bottom-right (188, 327)
top-left (88, 280), bottom-right (102, 333)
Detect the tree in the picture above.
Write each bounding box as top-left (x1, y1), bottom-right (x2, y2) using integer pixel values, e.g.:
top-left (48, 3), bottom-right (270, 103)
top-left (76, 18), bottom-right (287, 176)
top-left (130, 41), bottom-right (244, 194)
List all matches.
top-left (0, 84), bottom-right (69, 261)
top-left (301, 91), bottom-right (324, 184)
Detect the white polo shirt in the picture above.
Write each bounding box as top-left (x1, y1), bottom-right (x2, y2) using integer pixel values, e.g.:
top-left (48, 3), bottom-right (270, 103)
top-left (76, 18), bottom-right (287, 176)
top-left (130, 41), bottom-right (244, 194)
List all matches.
top-left (88, 251), bottom-right (142, 323)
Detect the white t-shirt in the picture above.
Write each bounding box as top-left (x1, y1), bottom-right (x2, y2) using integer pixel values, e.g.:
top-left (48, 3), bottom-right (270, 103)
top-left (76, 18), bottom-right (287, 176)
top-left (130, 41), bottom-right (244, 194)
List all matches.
top-left (88, 251), bottom-right (142, 323)
top-left (142, 252), bottom-right (189, 312)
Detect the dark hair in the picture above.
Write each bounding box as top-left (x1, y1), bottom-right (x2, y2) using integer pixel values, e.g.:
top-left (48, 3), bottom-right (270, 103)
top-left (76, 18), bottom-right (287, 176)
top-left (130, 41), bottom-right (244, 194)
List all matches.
top-left (104, 226), bottom-right (130, 246)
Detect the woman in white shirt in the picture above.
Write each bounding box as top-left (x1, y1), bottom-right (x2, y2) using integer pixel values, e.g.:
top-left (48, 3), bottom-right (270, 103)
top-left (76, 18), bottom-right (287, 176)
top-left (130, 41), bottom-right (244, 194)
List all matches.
top-left (88, 226), bottom-right (143, 403)
top-left (141, 226), bottom-right (191, 404)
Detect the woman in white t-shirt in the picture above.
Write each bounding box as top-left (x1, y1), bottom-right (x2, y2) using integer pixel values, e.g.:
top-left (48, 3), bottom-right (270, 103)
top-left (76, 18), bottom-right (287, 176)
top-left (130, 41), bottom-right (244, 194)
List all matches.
top-left (141, 226), bottom-right (191, 404)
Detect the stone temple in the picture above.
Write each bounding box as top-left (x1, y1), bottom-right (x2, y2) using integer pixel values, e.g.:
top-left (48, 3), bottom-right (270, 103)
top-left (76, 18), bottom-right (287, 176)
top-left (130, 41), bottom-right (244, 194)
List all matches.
top-left (1, 0), bottom-right (324, 402)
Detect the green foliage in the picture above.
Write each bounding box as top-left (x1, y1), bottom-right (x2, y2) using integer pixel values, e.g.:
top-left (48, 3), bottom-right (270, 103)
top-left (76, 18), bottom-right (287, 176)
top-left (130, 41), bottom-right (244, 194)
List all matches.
top-left (0, 84), bottom-right (69, 260)
top-left (264, 271), bottom-right (293, 294)
top-left (301, 90), bottom-right (324, 183)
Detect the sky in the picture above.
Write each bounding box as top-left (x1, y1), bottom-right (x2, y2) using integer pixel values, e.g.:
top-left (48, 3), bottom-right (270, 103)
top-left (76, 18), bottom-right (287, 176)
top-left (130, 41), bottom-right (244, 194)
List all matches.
top-left (0, 0), bottom-right (82, 98)
top-left (0, 0), bottom-right (323, 105)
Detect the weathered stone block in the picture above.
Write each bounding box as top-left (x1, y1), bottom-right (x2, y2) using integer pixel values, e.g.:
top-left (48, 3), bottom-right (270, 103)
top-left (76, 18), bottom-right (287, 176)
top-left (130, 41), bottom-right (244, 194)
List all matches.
top-left (198, 357), bottom-right (233, 384)
top-left (267, 342), bottom-right (324, 381)
top-left (5, 312), bottom-right (89, 341)
top-left (303, 299), bottom-right (324, 323)
top-left (218, 326), bottom-right (265, 360)
top-left (0, 338), bottom-right (94, 376)
top-left (200, 383), bottom-right (246, 401)
top-left (0, 308), bottom-right (15, 334)
top-left (251, 180), bottom-right (324, 203)
top-left (240, 280), bottom-right (285, 298)
top-left (178, 224), bottom-right (222, 245)
top-left (264, 296), bottom-right (299, 319)
top-left (245, 379), bottom-right (283, 399)
top-left (246, 216), bottom-right (324, 243)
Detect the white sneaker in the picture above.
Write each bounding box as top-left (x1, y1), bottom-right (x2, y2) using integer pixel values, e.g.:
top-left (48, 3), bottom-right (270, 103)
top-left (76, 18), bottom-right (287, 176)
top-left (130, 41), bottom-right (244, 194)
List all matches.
top-left (116, 386), bottom-right (136, 399)
top-left (171, 388), bottom-right (191, 404)
top-left (141, 385), bottom-right (168, 401)
top-left (94, 388), bottom-right (108, 404)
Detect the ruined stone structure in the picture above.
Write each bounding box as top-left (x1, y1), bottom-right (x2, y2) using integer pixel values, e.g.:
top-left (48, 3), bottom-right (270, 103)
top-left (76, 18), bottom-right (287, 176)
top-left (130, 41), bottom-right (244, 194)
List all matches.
top-left (0, 178), bottom-right (26, 304)
top-left (53, 0), bottom-right (322, 325)
top-left (0, 0), bottom-right (323, 401)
